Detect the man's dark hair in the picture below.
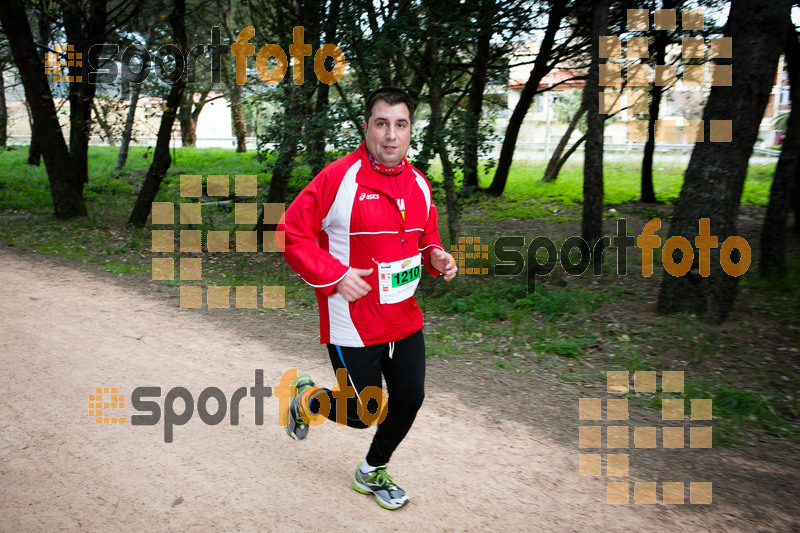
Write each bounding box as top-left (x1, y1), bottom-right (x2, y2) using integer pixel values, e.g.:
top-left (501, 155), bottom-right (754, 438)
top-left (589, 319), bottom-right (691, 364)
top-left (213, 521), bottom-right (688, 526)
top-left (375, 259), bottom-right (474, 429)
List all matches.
top-left (364, 87), bottom-right (415, 124)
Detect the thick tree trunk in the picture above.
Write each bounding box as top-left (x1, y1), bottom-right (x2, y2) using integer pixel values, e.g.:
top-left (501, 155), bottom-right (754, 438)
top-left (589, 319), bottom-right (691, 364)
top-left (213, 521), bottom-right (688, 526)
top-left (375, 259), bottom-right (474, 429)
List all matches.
top-left (27, 0), bottom-right (50, 166)
top-left (127, 0), bottom-right (187, 226)
top-left (486, 1), bottom-right (565, 196)
top-left (760, 25), bottom-right (800, 278)
top-left (541, 101), bottom-right (586, 182)
top-left (0, 0), bottom-right (87, 217)
top-left (461, 0), bottom-right (494, 191)
top-left (581, 0), bottom-right (608, 246)
top-left (657, 0), bottom-right (792, 323)
top-left (63, 0), bottom-right (106, 184)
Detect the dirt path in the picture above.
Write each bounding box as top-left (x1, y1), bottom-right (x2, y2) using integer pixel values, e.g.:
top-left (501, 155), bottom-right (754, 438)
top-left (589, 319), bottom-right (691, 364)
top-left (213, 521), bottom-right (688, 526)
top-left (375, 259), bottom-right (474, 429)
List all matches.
top-left (0, 249), bottom-right (794, 532)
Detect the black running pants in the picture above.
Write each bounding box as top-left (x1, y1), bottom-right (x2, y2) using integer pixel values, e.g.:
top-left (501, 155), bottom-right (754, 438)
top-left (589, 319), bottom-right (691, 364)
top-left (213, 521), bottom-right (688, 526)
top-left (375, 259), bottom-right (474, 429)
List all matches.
top-left (310, 328), bottom-right (426, 466)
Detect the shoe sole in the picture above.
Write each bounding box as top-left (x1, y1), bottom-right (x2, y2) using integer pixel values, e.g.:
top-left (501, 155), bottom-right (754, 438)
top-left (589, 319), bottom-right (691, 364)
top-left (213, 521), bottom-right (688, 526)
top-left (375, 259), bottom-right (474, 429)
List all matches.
top-left (285, 417), bottom-right (308, 440)
top-left (352, 478), bottom-right (409, 510)
top-left (284, 376), bottom-right (314, 441)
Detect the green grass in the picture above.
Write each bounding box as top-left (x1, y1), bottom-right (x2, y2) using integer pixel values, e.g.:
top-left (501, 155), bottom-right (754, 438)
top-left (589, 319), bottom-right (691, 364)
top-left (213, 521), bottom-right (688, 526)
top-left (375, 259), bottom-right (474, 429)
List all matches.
top-left (683, 380), bottom-right (796, 444)
top-left (739, 260), bottom-right (800, 326)
top-left (464, 159), bottom-right (776, 221)
top-left (0, 145), bottom-right (272, 216)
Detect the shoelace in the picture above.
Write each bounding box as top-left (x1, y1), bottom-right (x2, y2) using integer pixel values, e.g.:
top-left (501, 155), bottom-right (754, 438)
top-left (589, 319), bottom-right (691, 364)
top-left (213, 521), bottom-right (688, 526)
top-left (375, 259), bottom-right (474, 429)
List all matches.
top-left (371, 468), bottom-right (398, 489)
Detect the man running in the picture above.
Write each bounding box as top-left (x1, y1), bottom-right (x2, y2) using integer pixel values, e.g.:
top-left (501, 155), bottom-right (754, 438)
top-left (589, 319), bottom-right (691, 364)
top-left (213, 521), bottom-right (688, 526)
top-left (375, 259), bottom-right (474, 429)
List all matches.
top-left (279, 87), bottom-right (456, 510)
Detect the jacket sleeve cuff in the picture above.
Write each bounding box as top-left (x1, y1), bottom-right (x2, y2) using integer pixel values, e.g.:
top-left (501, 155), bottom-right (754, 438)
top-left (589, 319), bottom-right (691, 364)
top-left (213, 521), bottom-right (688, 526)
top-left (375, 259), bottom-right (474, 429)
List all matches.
top-left (420, 244), bottom-right (445, 277)
top-left (314, 267), bottom-right (351, 298)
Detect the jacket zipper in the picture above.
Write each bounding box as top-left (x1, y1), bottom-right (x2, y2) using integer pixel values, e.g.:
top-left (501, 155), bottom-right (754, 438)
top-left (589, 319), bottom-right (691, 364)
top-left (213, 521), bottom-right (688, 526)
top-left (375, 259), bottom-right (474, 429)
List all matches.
top-left (395, 173), bottom-right (405, 340)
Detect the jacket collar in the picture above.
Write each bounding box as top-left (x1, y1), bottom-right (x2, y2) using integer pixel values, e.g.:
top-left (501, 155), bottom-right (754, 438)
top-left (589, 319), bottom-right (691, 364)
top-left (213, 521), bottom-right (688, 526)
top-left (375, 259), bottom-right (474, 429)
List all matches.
top-left (355, 142), bottom-right (413, 200)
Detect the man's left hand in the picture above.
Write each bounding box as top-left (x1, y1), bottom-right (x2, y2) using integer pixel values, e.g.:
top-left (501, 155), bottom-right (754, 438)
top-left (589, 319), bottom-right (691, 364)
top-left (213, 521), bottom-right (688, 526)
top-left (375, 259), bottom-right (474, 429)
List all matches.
top-left (430, 248), bottom-right (457, 281)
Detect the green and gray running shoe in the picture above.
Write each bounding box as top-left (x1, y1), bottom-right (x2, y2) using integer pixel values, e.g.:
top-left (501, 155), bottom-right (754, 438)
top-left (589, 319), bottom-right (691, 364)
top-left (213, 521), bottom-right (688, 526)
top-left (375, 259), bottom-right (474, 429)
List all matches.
top-left (353, 462), bottom-right (410, 510)
top-left (284, 374), bottom-right (316, 441)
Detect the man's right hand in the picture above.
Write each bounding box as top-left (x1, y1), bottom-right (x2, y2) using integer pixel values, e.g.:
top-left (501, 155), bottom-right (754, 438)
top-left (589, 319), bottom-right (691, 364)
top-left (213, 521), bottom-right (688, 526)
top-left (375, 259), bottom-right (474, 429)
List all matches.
top-left (335, 268), bottom-right (373, 302)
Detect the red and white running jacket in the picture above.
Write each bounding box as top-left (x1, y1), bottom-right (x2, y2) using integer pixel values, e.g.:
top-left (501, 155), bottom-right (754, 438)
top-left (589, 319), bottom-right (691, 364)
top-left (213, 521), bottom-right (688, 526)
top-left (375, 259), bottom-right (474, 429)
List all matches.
top-left (281, 142), bottom-right (445, 347)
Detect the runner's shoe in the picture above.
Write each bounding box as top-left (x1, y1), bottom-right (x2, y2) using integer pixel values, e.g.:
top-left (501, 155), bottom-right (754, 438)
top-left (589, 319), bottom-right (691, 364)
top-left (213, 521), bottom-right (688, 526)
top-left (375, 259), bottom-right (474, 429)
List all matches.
top-left (353, 462), bottom-right (410, 510)
top-left (284, 374), bottom-right (316, 441)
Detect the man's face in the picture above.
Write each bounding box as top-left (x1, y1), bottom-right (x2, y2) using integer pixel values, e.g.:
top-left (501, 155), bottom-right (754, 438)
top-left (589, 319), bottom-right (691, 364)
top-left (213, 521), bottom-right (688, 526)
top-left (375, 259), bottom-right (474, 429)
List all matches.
top-left (363, 100), bottom-right (412, 168)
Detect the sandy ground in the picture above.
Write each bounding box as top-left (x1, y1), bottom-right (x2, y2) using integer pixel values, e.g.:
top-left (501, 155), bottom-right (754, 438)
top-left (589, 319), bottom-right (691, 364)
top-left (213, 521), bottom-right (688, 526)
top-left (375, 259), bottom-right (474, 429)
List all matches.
top-left (0, 248), bottom-right (796, 532)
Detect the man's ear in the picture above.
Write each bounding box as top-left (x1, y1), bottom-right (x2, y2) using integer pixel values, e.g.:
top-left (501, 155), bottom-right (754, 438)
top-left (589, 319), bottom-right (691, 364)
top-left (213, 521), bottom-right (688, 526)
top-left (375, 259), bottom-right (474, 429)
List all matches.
top-left (362, 120), bottom-right (367, 134)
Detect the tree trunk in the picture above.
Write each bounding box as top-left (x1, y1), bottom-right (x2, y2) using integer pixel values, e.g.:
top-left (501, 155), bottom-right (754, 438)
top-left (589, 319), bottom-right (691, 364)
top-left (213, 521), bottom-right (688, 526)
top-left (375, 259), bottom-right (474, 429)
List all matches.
top-left (793, 166), bottom-right (800, 232)
top-left (27, 0), bottom-right (50, 166)
top-left (640, 82), bottom-right (663, 203)
top-left (220, 45), bottom-right (247, 153)
top-left (641, 20), bottom-right (669, 203)
top-left (219, 0), bottom-right (248, 154)
top-left (265, 82), bottom-right (312, 205)
top-left (307, 83), bottom-right (329, 175)
top-left (431, 48), bottom-right (460, 241)
top-left (657, 0), bottom-right (792, 324)
top-left (179, 104), bottom-right (197, 147)
top-left (1, 0), bottom-right (87, 217)
top-left (262, 0), bottom-right (322, 205)
top-left (461, 0), bottom-right (494, 191)
top-left (92, 101), bottom-right (116, 146)
top-left (307, 0), bottom-right (341, 173)
top-left (541, 101), bottom-right (586, 182)
top-left (0, 71), bottom-right (7, 146)
top-left (547, 133), bottom-right (587, 183)
top-left (230, 82), bottom-right (247, 152)
top-left (127, 0), bottom-right (187, 226)
top-left (116, 26), bottom-right (155, 171)
top-left (27, 128), bottom-right (43, 165)
top-left (486, 1), bottom-right (565, 196)
top-left (581, 0), bottom-right (608, 246)
top-left (760, 25), bottom-right (800, 278)
top-left (63, 0), bottom-right (107, 184)
top-left (438, 140), bottom-right (460, 243)
top-left (179, 89), bottom-right (212, 147)
top-left (265, 140), bottom-right (298, 205)
top-left (115, 83), bottom-right (143, 171)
